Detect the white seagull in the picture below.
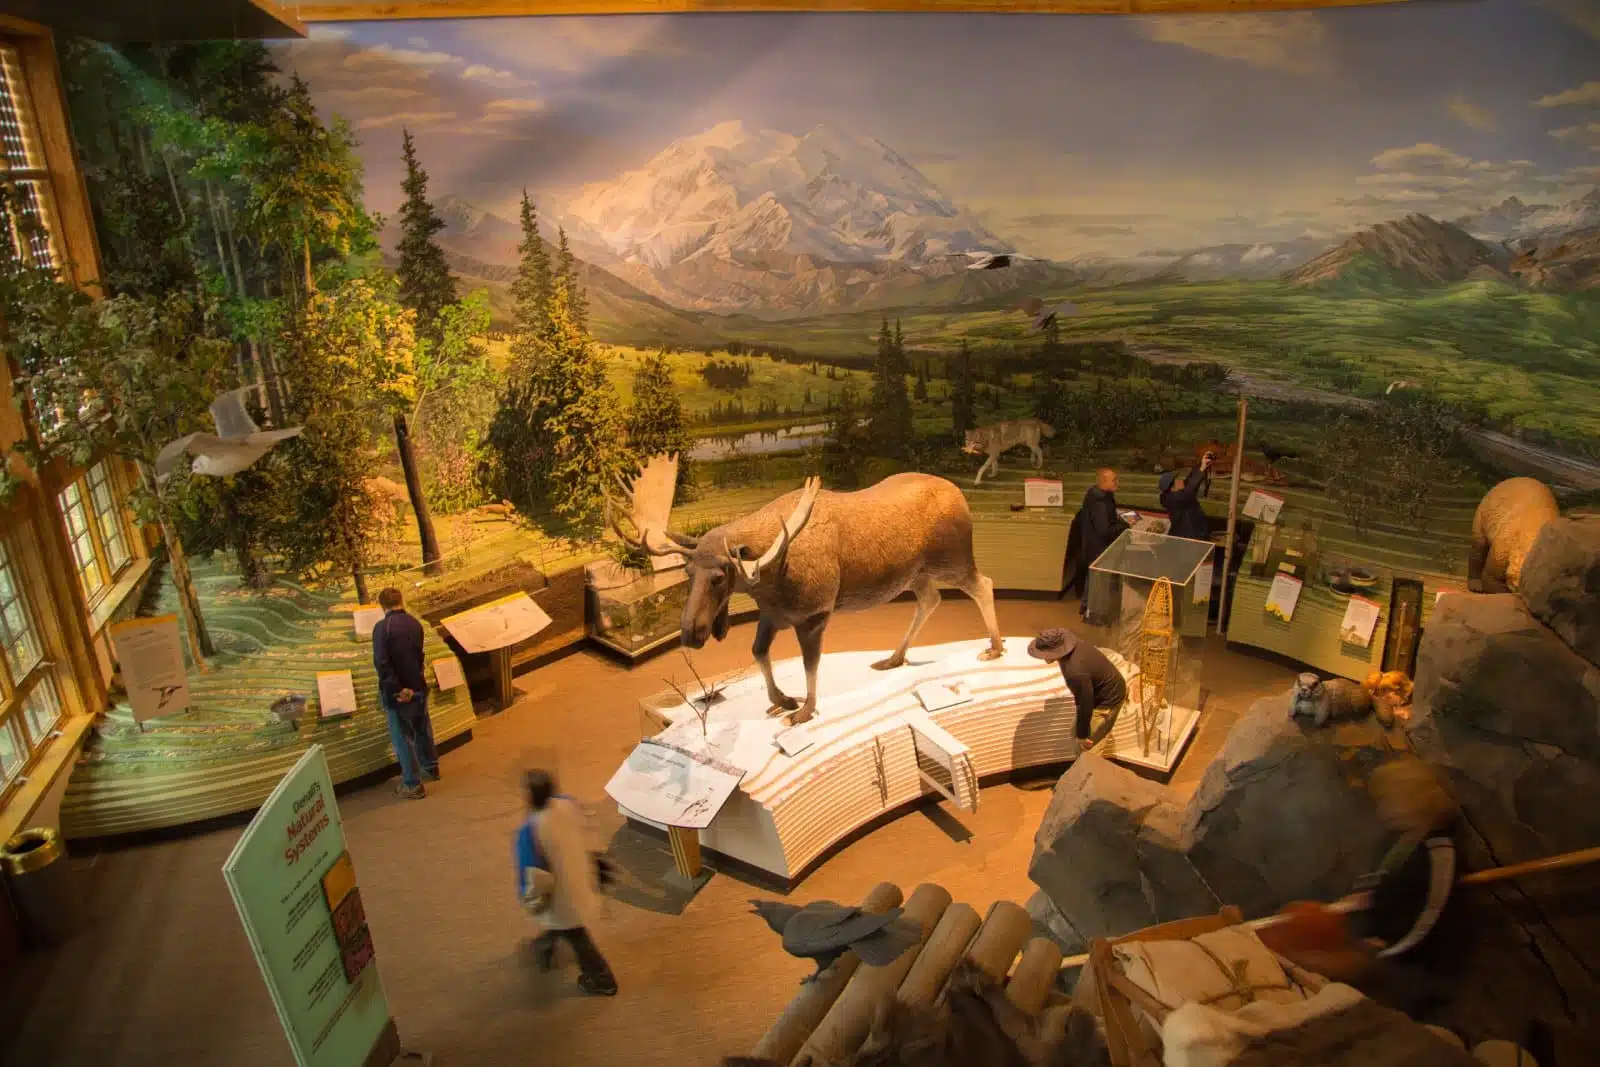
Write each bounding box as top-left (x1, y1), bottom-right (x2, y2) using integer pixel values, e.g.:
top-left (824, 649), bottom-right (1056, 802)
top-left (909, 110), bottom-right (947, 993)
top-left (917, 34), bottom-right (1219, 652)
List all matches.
top-left (947, 250), bottom-right (1035, 271)
top-left (155, 386), bottom-right (303, 482)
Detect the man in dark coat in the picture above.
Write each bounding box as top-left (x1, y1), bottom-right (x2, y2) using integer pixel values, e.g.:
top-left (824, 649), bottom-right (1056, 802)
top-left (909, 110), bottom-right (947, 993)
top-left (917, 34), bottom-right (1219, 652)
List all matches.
top-left (1027, 627), bottom-right (1127, 750)
top-left (372, 586), bottom-right (438, 799)
top-left (1070, 468), bottom-right (1130, 619)
top-left (1160, 453), bottom-right (1214, 542)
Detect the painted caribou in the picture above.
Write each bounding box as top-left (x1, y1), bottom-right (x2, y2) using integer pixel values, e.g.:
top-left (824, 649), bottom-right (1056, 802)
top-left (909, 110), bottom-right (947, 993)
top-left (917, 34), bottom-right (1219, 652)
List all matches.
top-left (607, 471), bottom-right (1006, 724)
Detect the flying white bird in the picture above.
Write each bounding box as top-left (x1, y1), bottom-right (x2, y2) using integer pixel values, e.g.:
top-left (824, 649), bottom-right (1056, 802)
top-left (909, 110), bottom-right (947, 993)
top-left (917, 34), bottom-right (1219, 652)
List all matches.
top-left (1020, 296), bottom-right (1079, 332)
top-left (1385, 380), bottom-right (1420, 396)
top-left (947, 250), bottom-right (1035, 271)
top-left (155, 386), bottom-right (303, 482)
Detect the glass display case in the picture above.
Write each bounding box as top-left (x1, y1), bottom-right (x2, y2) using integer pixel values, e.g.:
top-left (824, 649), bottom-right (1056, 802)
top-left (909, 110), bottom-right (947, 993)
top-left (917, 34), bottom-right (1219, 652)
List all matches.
top-left (1084, 530), bottom-right (1215, 773)
top-left (585, 561), bottom-right (689, 661)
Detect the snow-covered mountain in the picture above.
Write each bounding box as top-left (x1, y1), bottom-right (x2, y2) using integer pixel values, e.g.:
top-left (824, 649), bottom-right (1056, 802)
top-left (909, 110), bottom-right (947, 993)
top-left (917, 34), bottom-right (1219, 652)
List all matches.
top-left (561, 121), bottom-right (1005, 270)
top-left (1454, 189), bottom-right (1600, 241)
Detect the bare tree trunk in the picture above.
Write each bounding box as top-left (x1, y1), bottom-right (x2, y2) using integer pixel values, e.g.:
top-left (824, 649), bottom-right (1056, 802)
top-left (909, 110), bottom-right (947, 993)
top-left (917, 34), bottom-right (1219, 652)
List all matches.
top-left (221, 194), bottom-right (248, 299)
top-left (142, 467), bottom-right (215, 662)
top-left (161, 152), bottom-right (187, 229)
top-left (303, 237), bottom-right (314, 295)
top-left (393, 413), bottom-right (442, 575)
top-left (203, 181), bottom-right (232, 295)
top-left (352, 564), bottom-right (370, 605)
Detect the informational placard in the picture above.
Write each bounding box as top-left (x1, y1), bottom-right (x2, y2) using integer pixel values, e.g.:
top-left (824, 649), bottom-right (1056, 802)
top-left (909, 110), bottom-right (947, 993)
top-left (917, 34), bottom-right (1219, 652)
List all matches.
top-left (605, 737), bottom-right (746, 829)
top-left (1192, 559), bottom-right (1215, 604)
top-left (1023, 478), bottom-right (1063, 508)
top-left (1339, 595), bottom-right (1381, 647)
top-left (441, 592), bottom-right (552, 654)
top-left (775, 724), bottom-right (814, 758)
top-left (902, 708), bottom-right (978, 813)
top-left (432, 657), bottom-right (466, 691)
top-left (109, 614), bottom-right (190, 723)
top-left (1265, 573), bottom-right (1303, 623)
top-left (1243, 490), bottom-right (1285, 524)
top-left (222, 747), bottom-right (392, 1067)
top-left (315, 671), bottom-right (358, 719)
top-left (915, 681), bottom-right (971, 714)
top-left (351, 605), bottom-right (383, 638)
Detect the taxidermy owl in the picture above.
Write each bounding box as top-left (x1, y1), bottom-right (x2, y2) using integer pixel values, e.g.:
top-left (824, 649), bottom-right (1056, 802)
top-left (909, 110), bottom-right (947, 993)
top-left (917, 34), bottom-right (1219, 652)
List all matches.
top-left (1288, 672), bottom-right (1392, 728)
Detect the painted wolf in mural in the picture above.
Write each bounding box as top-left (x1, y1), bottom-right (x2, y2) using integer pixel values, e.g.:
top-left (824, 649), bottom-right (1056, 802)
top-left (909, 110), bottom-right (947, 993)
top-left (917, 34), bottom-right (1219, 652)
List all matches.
top-left (964, 418), bottom-right (1055, 485)
top-left (606, 471), bottom-right (1005, 724)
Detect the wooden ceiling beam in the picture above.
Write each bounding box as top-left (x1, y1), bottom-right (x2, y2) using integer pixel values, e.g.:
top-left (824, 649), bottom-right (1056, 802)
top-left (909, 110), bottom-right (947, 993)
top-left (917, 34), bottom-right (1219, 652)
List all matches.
top-left (292, 0), bottom-right (1409, 22)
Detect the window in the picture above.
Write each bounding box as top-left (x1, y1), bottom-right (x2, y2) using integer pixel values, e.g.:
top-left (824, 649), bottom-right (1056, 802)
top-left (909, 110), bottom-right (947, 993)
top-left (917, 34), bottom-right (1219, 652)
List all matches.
top-left (87, 461), bottom-right (131, 572)
top-left (0, 529), bottom-right (63, 796)
top-left (60, 479), bottom-right (104, 600)
top-left (0, 43), bottom-right (57, 269)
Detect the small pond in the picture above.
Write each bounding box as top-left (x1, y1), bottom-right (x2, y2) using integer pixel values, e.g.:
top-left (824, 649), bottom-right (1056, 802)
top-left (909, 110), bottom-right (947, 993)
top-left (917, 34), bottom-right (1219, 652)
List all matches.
top-left (689, 422), bottom-right (830, 461)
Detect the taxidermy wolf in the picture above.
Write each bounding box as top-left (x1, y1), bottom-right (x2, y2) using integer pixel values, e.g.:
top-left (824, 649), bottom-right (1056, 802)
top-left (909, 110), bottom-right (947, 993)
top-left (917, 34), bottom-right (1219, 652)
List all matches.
top-left (964, 418), bottom-right (1054, 485)
top-left (607, 471), bottom-right (1005, 724)
top-left (1288, 672), bottom-right (1395, 728)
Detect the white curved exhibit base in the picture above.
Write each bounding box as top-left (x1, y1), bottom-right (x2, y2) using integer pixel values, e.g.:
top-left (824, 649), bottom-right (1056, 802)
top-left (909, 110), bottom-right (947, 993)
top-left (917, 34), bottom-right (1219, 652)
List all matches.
top-left (615, 637), bottom-right (1202, 886)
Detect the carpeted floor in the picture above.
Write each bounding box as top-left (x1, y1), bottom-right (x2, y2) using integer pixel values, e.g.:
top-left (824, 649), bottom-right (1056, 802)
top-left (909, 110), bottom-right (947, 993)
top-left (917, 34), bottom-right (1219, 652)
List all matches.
top-left (1, 600), bottom-right (1298, 1067)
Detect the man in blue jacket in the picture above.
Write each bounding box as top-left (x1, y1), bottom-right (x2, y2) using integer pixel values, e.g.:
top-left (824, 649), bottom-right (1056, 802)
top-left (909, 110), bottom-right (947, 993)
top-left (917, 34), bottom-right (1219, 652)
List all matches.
top-left (372, 587), bottom-right (438, 799)
top-left (1160, 453), bottom-right (1214, 542)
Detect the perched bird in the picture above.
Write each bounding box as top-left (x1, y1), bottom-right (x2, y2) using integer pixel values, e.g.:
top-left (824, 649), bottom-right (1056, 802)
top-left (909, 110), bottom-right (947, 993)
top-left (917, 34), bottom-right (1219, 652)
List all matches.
top-left (948, 250), bottom-right (1034, 271)
top-left (155, 386), bottom-right (303, 482)
top-left (1019, 296), bottom-right (1078, 332)
top-left (1254, 440), bottom-right (1301, 470)
top-left (750, 899), bottom-right (922, 983)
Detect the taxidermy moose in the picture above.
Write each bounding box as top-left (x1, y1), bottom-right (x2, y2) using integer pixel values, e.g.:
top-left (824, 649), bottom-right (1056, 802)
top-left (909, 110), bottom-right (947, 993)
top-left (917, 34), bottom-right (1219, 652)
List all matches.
top-left (607, 471), bottom-right (1006, 724)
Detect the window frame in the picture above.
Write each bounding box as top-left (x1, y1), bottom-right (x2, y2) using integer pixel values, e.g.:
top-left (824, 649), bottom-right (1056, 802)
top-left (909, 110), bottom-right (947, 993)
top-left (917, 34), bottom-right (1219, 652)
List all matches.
top-left (0, 524), bottom-right (64, 801)
top-left (57, 461), bottom-right (135, 608)
top-left (0, 40), bottom-right (60, 270)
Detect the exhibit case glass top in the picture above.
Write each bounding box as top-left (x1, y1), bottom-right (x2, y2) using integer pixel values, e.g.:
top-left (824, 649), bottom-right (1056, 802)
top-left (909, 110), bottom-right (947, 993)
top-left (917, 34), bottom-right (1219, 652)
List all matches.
top-left (1084, 530), bottom-right (1213, 769)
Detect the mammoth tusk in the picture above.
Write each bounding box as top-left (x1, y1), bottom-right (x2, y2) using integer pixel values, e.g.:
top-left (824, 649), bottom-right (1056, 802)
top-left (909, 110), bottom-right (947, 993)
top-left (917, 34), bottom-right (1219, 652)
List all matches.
top-left (738, 476), bottom-right (822, 585)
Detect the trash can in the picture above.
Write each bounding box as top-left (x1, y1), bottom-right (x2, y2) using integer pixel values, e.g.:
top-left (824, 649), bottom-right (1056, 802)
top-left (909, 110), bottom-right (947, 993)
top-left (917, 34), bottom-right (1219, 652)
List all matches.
top-left (0, 828), bottom-right (81, 949)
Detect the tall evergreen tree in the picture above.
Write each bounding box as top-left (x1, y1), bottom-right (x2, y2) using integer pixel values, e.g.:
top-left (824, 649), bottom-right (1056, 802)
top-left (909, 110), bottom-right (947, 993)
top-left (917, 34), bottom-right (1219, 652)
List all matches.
top-left (391, 129), bottom-right (457, 573)
top-left (868, 317), bottom-right (913, 459)
top-left (627, 352), bottom-right (692, 491)
top-left (555, 227), bottom-right (586, 333)
top-left (512, 190), bottom-right (551, 338)
top-left (952, 339), bottom-right (977, 435)
top-left (823, 385), bottom-right (870, 489)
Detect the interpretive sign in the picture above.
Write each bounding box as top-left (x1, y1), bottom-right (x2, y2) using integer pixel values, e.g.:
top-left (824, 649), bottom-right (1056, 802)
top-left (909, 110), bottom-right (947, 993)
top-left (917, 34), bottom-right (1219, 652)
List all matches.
top-left (1339, 595), bottom-right (1381, 648)
top-left (605, 737), bottom-right (745, 829)
top-left (1023, 478), bottom-right (1063, 508)
top-left (109, 614), bottom-right (190, 723)
top-left (315, 671), bottom-right (358, 720)
top-left (351, 605), bottom-right (383, 638)
top-left (440, 592), bottom-right (552, 654)
top-left (1243, 490), bottom-right (1284, 525)
top-left (222, 747), bottom-right (393, 1067)
top-left (1265, 573), bottom-right (1303, 623)
top-left (432, 656), bottom-right (466, 691)
top-left (1192, 559), bottom-right (1215, 604)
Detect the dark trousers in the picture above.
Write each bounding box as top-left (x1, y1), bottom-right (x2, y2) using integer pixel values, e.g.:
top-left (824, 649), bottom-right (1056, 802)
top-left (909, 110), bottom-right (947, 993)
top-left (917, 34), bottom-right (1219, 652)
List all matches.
top-left (382, 691), bottom-right (438, 788)
top-left (537, 926), bottom-right (614, 981)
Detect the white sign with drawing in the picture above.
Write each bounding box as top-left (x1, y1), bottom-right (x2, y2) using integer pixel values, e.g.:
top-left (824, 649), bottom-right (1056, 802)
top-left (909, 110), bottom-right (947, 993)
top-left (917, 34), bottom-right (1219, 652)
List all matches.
top-left (1339, 595), bottom-right (1382, 648)
top-left (1243, 490), bottom-right (1285, 525)
top-left (1024, 479), bottom-right (1063, 508)
top-left (351, 605), bottom-right (383, 637)
top-left (316, 671), bottom-right (358, 719)
top-left (109, 614), bottom-right (190, 723)
top-left (433, 656), bottom-right (466, 690)
top-left (1265, 573), bottom-right (1303, 623)
top-left (605, 737), bottom-right (746, 829)
top-left (441, 593), bottom-right (552, 654)
top-left (1193, 559), bottom-right (1215, 604)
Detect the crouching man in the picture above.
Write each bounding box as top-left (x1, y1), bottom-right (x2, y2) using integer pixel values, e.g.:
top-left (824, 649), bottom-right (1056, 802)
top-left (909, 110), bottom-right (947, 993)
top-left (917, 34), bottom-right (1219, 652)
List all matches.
top-left (1027, 627), bottom-right (1127, 751)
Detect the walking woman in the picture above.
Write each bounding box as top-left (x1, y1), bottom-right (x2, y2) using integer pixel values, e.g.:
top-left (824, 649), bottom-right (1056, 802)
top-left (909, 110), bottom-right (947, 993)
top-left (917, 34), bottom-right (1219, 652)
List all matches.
top-left (516, 769), bottom-right (618, 996)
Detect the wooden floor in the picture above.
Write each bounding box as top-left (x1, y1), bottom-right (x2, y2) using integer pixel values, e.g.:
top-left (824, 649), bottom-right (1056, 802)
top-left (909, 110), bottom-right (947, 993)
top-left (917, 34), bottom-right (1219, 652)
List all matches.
top-left (1, 601), bottom-right (1299, 1067)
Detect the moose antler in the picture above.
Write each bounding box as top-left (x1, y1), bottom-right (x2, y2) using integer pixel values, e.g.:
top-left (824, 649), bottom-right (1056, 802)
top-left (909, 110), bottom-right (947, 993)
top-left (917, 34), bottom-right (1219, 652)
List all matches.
top-left (605, 455), bottom-right (695, 557)
top-left (737, 476), bottom-right (821, 586)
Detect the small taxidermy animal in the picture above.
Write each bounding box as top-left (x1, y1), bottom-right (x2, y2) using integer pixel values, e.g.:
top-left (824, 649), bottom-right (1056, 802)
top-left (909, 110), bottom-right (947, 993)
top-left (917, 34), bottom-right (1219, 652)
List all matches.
top-left (1288, 672), bottom-right (1397, 728)
top-left (1365, 670), bottom-right (1415, 723)
top-left (750, 899), bottom-right (923, 984)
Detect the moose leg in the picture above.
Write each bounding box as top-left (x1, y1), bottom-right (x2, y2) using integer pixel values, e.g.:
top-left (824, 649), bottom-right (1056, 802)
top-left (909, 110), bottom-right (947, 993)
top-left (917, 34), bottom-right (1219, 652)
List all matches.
top-left (874, 575), bottom-right (941, 671)
top-left (959, 571), bottom-right (1006, 661)
top-left (753, 617), bottom-right (800, 713)
top-left (790, 613), bottom-right (829, 725)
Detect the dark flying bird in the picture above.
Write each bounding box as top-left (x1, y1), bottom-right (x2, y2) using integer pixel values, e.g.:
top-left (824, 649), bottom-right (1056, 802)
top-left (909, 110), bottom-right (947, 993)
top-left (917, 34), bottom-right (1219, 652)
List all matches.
top-left (1019, 296), bottom-right (1079, 332)
top-left (750, 899), bottom-right (922, 983)
top-left (948, 250), bottom-right (1034, 271)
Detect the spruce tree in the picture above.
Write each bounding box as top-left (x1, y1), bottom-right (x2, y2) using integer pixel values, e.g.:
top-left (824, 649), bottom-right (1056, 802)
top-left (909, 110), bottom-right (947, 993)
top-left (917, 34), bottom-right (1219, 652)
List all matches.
top-left (555, 227), bottom-right (586, 333)
top-left (868, 317), bottom-right (913, 459)
top-left (627, 351), bottom-right (692, 491)
top-left (952, 339), bottom-right (977, 436)
top-left (511, 190), bottom-right (551, 338)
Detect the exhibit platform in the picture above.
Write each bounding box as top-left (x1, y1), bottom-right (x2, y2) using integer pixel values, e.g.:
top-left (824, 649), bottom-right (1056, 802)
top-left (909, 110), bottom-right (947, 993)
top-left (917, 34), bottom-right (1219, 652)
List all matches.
top-left (614, 636), bottom-right (1198, 888)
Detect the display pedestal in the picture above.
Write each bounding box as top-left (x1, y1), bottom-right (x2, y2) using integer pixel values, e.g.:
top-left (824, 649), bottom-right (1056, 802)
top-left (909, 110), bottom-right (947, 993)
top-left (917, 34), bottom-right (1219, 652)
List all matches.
top-left (490, 647), bottom-right (514, 712)
top-left (664, 825), bottom-right (714, 895)
top-left (619, 637), bottom-right (1185, 887)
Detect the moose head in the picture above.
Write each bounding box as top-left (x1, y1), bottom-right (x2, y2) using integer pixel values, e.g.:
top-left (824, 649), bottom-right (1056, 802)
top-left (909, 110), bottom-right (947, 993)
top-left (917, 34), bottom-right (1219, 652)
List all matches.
top-left (606, 475), bottom-right (822, 649)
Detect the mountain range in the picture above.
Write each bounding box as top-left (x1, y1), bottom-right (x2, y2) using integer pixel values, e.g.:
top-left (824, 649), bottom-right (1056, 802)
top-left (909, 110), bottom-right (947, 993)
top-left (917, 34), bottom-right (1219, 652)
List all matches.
top-left (1452, 190), bottom-right (1600, 242)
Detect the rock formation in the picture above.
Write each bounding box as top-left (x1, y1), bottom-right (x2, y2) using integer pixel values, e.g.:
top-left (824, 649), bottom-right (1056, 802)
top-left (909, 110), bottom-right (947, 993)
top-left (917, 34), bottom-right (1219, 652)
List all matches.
top-left (1028, 515), bottom-right (1600, 1055)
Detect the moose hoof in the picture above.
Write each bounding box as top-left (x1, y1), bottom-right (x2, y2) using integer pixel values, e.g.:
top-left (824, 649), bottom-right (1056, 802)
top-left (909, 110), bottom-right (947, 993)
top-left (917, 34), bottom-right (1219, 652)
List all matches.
top-left (768, 694), bottom-right (800, 714)
top-left (871, 655), bottom-right (905, 671)
top-left (978, 646), bottom-right (1004, 662)
top-left (790, 707), bottom-right (816, 726)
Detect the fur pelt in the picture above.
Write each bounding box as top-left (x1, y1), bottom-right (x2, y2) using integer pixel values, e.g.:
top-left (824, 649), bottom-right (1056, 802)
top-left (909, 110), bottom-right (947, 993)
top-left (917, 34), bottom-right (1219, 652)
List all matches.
top-left (1469, 477), bottom-right (1560, 592)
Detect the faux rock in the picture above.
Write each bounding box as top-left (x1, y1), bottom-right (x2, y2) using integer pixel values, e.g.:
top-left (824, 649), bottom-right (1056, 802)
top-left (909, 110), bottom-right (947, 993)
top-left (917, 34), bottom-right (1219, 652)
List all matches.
top-left (1517, 517), bottom-right (1600, 668)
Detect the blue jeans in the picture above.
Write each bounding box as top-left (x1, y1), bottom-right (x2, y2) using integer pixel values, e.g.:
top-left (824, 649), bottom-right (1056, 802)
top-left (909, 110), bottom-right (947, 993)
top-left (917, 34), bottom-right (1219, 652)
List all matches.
top-left (382, 690), bottom-right (438, 788)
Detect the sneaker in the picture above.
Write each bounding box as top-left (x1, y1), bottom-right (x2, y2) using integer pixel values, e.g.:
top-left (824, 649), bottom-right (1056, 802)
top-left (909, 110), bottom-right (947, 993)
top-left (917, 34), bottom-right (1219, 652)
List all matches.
top-left (394, 782), bottom-right (425, 800)
top-left (577, 973), bottom-right (618, 997)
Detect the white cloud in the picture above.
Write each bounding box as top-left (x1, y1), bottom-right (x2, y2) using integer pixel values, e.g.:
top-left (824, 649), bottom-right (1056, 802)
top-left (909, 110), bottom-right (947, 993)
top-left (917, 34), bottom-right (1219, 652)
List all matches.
top-left (1357, 171), bottom-right (1472, 190)
top-left (1533, 80), bottom-right (1600, 108)
top-left (455, 17), bottom-right (677, 73)
top-left (463, 65), bottom-right (535, 89)
top-left (345, 45), bottom-right (463, 72)
top-left (355, 110), bottom-right (458, 131)
top-left (1137, 13), bottom-right (1332, 76)
top-left (321, 86), bottom-right (425, 105)
top-left (481, 98), bottom-right (548, 122)
top-left (1370, 142), bottom-right (1471, 173)
top-left (1448, 98), bottom-right (1498, 133)
top-left (307, 26), bottom-right (351, 43)
top-left (407, 36), bottom-right (430, 49)
top-left (1550, 122), bottom-right (1600, 149)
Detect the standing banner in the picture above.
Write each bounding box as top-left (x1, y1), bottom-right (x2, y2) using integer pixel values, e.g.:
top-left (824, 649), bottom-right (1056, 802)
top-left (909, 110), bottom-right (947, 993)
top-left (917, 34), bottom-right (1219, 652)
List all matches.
top-left (223, 746), bottom-right (398, 1067)
top-left (109, 614), bottom-right (190, 722)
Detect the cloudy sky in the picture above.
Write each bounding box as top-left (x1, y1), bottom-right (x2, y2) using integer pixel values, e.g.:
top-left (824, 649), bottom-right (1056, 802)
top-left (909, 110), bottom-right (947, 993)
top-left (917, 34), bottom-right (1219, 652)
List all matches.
top-left (277, 0), bottom-right (1600, 258)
